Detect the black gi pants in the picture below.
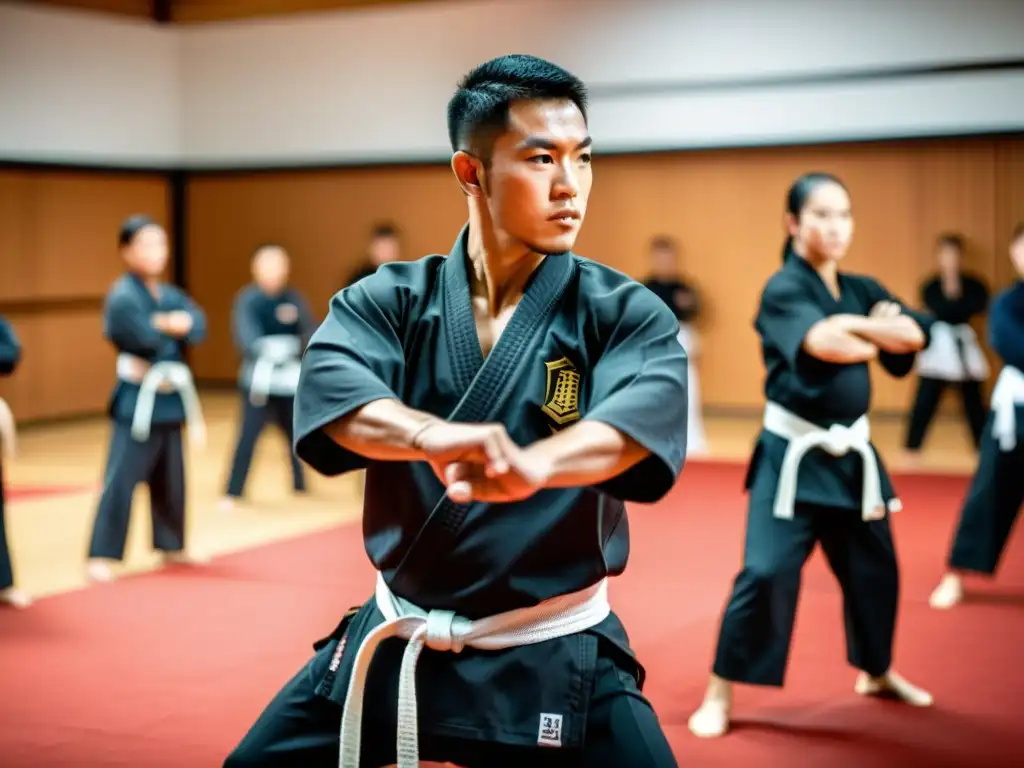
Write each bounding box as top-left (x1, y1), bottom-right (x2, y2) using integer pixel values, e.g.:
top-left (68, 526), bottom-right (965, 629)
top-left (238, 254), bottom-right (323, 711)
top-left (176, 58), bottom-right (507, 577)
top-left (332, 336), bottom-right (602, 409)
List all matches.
top-left (905, 377), bottom-right (986, 450)
top-left (223, 635), bottom-right (677, 767)
top-left (225, 395), bottom-right (306, 499)
top-left (88, 422), bottom-right (186, 560)
top-left (947, 417), bottom-right (1024, 576)
top-left (0, 460), bottom-right (13, 590)
top-left (712, 484), bottom-right (898, 686)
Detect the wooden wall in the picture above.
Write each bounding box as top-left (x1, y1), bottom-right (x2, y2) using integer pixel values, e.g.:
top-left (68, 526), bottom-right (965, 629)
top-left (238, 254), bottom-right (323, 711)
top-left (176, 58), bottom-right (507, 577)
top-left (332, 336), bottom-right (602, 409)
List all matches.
top-left (186, 135), bottom-right (1024, 416)
top-left (2, 135), bottom-right (1020, 425)
top-left (0, 169), bottom-right (169, 422)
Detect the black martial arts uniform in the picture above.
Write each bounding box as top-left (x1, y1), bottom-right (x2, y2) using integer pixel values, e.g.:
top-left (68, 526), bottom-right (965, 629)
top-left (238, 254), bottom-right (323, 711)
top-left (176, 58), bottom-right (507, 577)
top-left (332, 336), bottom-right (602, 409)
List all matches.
top-left (905, 273), bottom-right (989, 450)
top-left (0, 315), bottom-right (21, 592)
top-left (945, 280), bottom-right (1024, 577)
top-left (225, 225), bottom-right (689, 767)
top-left (224, 285), bottom-right (314, 499)
top-left (87, 274), bottom-right (207, 562)
top-left (710, 253), bottom-right (933, 687)
top-left (642, 276), bottom-right (700, 324)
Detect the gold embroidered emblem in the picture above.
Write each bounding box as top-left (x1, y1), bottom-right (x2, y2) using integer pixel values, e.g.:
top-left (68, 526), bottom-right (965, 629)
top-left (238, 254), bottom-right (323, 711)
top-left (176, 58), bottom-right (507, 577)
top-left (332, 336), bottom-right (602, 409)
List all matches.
top-left (541, 357), bottom-right (582, 426)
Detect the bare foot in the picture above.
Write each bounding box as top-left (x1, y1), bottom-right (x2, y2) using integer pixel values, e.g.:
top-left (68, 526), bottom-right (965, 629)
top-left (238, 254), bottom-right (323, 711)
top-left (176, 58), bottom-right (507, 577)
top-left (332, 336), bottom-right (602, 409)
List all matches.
top-left (929, 573), bottom-right (964, 609)
top-left (86, 559), bottom-right (116, 583)
top-left (0, 587), bottom-right (32, 609)
top-left (855, 670), bottom-right (933, 706)
top-left (900, 450), bottom-right (924, 469)
top-left (161, 550), bottom-right (210, 566)
top-left (688, 675), bottom-right (733, 738)
top-left (218, 496), bottom-right (235, 513)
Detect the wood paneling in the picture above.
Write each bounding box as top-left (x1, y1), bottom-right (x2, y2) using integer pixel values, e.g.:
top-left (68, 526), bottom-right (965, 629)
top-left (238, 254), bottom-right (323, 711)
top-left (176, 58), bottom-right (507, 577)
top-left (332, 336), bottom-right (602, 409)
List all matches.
top-left (0, 169), bottom-right (169, 422)
top-left (185, 136), bottom-right (1024, 417)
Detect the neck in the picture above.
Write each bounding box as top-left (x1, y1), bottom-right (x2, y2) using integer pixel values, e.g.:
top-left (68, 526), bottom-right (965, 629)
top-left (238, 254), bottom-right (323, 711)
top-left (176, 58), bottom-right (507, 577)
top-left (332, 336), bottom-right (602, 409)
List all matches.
top-left (795, 242), bottom-right (839, 293)
top-left (131, 270), bottom-right (160, 291)
top-left (466, 205), bottom-right (545, 317)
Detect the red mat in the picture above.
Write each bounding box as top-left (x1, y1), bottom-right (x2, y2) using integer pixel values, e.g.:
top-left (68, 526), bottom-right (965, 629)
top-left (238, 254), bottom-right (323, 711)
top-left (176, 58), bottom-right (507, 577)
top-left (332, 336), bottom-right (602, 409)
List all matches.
top-left (1, 462), bottom-right (1022, 767)
top-left (6, 483), bottom-right (95, 502)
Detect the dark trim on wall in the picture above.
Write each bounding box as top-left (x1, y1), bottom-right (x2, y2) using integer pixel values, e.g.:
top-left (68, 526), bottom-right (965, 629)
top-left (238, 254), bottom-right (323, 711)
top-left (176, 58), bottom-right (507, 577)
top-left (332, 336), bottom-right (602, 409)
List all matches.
top-left (2, 129), bottom-right (1023, 177)
top-left (0, 160), bottom-right (174, 174)
top-left (0, 296), bottom-right (105, 314)
top-left (168, 170), bottom-right (188, 291)
top-left (153, 0), bottom-right (172, 24)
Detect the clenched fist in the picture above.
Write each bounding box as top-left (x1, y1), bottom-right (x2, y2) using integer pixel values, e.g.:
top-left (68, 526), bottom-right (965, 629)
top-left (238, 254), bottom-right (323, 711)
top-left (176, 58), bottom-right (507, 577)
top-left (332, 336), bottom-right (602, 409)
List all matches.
top-left (412, 421), bottom-right (550, 504)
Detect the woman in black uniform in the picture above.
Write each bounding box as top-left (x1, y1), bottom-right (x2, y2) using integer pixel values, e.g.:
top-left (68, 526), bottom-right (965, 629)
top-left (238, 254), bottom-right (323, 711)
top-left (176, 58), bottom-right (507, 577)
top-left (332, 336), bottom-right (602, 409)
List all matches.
top-left (930, 223), bottom-right (1024, 609)
top-left (689, 172), bottom-right (934, 739)
top-left (904, 233), bottom-right (990, 458)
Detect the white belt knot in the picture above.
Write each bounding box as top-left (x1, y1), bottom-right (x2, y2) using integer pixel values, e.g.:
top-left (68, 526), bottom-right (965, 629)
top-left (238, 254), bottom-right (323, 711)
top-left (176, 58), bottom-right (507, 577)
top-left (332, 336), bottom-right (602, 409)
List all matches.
top-left (418, 610), bottom-right (466, 653)
top-left (819, 423), bottom-right (860, 456)
top-left (336, 573), bottom-right (610, 768)
top-left (763, 401), bottom-right (894, 522)
top-left (248, 334), bottom-right (301, 406)
top-left (117, 353), bottom-right (206, 447)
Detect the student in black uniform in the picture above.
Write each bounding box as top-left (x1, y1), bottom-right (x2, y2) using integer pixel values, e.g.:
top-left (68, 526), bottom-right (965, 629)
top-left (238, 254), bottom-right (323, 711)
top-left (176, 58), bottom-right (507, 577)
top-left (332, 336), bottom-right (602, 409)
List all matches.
top-left (342, 223), bottom-right (401, 290)
top-left (0, 314), bottom-right (30, 609)
top-left (688, 172), bottom-right (935, 739)
top-left (904, 233), bottom-right (990, 457)
top-left (85, 216), bottom-right (208, 583)
top-left (225, 54), bottom-right (687, 768)
top-left (220, 244), bottom-right (314, 510)
top-left (930, 223), bottom-right (1024, 609)
top-left (643, 235), bottom-right (706, 454)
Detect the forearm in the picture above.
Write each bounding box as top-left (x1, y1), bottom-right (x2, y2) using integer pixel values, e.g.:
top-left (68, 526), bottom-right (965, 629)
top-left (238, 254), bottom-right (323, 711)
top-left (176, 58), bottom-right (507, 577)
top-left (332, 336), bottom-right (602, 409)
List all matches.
top-left (526, 419), bottom-right (649, 489)
top-left (321, 397), bottom-right (438, 461)
top-left (802, 315), bottom-right (879, 363)
top-left (844, 315), bottom-right (925, 353)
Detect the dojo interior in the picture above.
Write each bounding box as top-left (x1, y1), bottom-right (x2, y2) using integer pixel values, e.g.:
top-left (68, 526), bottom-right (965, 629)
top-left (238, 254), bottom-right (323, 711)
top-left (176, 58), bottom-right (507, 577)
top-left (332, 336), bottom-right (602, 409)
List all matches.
top-left (1, 0), bottom-right (1023, 765)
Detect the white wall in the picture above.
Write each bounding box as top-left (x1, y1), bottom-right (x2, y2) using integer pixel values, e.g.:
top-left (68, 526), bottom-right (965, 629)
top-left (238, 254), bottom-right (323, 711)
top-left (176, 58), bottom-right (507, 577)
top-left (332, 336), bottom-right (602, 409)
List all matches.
top-left (178, 0), bottom-right (1024, 165)
top-left (0, 3), bottom-right (180, 166)
top-left (1, 0), bottom-right (1023, 168)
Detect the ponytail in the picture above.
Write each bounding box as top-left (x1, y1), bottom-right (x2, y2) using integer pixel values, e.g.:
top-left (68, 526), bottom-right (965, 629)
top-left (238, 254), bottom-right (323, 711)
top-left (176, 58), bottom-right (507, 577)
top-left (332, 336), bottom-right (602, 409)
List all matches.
top-left (781, 235), bottom-right (794, 264)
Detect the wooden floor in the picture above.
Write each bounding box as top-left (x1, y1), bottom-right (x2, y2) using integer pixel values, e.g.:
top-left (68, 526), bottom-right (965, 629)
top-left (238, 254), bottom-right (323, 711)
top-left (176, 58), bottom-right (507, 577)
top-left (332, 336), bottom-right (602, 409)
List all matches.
top-left (3, 391), bottom-right (981, 602)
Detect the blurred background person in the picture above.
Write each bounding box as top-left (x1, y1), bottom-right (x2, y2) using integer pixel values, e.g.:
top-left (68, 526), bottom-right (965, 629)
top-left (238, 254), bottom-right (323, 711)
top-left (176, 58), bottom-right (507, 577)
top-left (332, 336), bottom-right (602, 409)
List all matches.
top-left (643, 235), bottom-right (706, 455)
top-left (904, 233), bottom-right (990, 463)
top-left (341, 222), bottom-right (401, 289)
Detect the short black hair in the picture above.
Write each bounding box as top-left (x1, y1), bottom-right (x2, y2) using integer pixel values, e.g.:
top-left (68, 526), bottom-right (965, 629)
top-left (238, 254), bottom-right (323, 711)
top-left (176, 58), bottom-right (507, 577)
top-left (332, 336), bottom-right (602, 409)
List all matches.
top-left (650, 235), bottom-right (677, 252)
top-left (937, 232), bottom-right (965, 253)
top-left (370, 223), bottom-right (398, 239)
top-left (446, 54), bottom-right (588, 160)
top-left (118, 214), bottom-right (158, 248)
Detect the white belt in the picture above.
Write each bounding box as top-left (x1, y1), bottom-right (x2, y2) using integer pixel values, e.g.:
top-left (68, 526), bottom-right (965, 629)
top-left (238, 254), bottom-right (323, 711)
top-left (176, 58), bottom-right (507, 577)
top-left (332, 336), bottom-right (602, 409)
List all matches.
top-left (247, 334), bottom-right (301, 406)
top-left (991, 365), bottom-right (1024, 452)
top-left (0, 397), bottom-right (16, 459)
top-left (337, 572), bottom-right (611, 768)
top-left (916, 321), bottom-right (989, 381)
top-left (117, 353), bottom-right (206, 447)
top-left (763, 401), bottom-right (896, 522)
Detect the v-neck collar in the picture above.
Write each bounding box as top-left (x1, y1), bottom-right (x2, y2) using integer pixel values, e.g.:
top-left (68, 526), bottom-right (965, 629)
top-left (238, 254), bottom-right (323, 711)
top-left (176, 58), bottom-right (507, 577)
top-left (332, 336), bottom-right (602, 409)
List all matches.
top-left (787, 252), bottom-right (843, 306)
top-left (442, 222), bottom-right (575, 398)
top-left (128, 272), bottom-right (161, 305)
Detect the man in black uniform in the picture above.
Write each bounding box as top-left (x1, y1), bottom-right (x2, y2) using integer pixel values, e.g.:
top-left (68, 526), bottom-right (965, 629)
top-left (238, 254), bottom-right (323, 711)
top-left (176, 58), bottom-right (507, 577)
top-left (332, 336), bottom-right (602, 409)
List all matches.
top-left (85, 216), bottom-right (208, 583)
top-left (225, 55), bottom-right (688, 768)
top-left (221, 244), bottom-right (314, 509)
